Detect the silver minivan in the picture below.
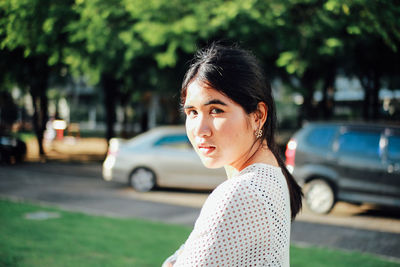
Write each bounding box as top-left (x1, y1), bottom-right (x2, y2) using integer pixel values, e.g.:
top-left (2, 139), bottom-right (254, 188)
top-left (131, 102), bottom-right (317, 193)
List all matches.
top-left (285, 122), bottom-right (400, 214)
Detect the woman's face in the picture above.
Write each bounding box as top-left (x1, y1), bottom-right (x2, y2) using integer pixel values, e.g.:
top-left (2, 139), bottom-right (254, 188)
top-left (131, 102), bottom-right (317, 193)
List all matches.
top-left (184, 80), bottom-right (258, 170)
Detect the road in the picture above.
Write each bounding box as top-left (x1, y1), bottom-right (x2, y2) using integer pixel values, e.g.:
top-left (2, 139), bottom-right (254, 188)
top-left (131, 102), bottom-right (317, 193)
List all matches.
top-left (1, 162), bottom-right (400, 261)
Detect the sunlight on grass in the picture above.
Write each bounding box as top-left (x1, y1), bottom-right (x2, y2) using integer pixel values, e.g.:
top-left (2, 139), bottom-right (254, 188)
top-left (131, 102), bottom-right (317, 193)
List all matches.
top-left (0, 199), bottom-right (190, 266)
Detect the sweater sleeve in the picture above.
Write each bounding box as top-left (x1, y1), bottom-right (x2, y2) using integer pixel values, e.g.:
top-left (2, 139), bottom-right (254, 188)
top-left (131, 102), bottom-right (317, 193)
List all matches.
top-left (174, 168), bottom-right (290, 267)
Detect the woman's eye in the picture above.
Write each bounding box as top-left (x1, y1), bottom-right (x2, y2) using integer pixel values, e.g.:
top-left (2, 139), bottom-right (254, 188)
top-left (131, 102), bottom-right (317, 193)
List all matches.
top-left (187, 110), bottom-right (197, 116)
top-left (211, 108), bottom-right (224, 114)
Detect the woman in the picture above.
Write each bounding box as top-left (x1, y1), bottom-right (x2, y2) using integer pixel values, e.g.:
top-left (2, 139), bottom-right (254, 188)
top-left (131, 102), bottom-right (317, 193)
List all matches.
top-left (163, 43), bottom-right (302, 267)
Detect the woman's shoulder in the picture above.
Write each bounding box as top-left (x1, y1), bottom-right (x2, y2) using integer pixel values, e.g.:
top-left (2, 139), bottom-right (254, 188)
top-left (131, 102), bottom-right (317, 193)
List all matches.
top-left (209, 163), bottom-right (284, 201)
top-left (232, 163), bottom-right (285, 187)
top-left (196, 163), bottom-right (290, 229)
top-left (227, 163), bottom-right (289, 204)
top-left (237, 162), bottom-right (282, 177)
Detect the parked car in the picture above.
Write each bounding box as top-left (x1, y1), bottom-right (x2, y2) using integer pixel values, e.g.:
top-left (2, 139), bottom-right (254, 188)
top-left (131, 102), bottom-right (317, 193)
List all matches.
top-left (102, 126), bottom-right (226, 192)
top-left (0, 135), bottom-right (27, 164)
top-left (285, 122), bottom-right (400, 214)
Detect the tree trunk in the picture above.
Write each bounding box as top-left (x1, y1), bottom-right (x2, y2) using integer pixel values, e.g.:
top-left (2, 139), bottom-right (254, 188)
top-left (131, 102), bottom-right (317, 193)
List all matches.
top-left (31, 92), bottom-right (48, 156)
top-left (299, 70), bottom-right (318, 124)
top-left (28, 57), bottom-right (49, 158)
top-left (101, 74), bottom-right (119, 141)
top-left (321, 69), bottom-right (336, 120)
top-left (119, 90), bottom-right (132, 139)
top-left (363, 86), bottom-right (371, 120)
top-left (360, 70), bottom-right (381, 121)
top-left (371, 71), bottom-right (381, 120)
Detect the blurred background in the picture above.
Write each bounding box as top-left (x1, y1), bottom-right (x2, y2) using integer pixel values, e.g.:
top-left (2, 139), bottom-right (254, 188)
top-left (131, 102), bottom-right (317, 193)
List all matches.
top-left (0, 0), bottom-right (399, 160)
top-left (1, 0), bottom-right (400, 266)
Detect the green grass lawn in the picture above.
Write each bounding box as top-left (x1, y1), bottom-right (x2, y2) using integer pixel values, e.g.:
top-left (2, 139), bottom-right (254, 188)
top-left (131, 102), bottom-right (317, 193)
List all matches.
top-left (0, 199), bottom-right (399, 267)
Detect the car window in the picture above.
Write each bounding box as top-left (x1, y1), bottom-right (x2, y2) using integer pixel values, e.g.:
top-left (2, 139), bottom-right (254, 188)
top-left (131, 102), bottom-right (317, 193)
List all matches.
top-left (305, 126), bottom-right (337, 149)
top-left (154, 134), bottom-right (191, 150)
top-left (387, 135), bottom-right (400, 162)
top-left (337, 130), bottom-right (381, 159)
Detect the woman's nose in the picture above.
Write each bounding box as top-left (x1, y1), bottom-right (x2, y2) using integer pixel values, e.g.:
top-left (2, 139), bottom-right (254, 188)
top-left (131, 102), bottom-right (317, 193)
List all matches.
top-left (194, 116), bottom-right (212, 137)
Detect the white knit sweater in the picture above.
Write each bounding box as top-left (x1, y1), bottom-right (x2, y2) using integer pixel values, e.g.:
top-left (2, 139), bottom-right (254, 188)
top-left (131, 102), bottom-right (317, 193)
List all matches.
top-left (173, 163), bottom-right (291, 267)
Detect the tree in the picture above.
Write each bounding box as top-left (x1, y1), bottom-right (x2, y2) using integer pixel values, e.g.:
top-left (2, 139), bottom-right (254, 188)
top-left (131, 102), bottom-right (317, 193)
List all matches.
top-left (273, 0), bottom-right (400, 121)
top-left (66, 0), bottom-right (148, 140)
top-left (336, 0), bottom-right (400, 120)
top-left (3, 0), bottom-right (398, 152)
top-left (0, 0), bottom-right (76, 156)
top-left (67, 0), bottom-right (400, 127)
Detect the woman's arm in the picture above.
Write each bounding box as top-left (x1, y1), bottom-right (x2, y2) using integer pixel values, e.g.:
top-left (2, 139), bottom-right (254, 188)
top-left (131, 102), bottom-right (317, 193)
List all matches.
top-left (161, 244), bottom-right (185, 267)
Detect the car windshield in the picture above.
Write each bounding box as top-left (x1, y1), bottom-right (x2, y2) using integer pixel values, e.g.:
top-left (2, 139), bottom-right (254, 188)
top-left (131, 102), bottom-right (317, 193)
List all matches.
top-left (154, 134), bottom-right (191, 150)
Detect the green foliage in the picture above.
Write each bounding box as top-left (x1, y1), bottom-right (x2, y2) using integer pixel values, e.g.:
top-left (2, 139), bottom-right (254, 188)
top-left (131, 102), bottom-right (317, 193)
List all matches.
top-left (2, 0), bottom-right (400, 92)
top-left (1, 0), bottom-right (400, 129)
top-left (66, 0), bottom-right (135, 83)
top-left (277, 51), bottom-right (308, 76)
top-left (271, 0), bottom-right (400, 79)
top-left (0, 0), bottom-right (75, 65)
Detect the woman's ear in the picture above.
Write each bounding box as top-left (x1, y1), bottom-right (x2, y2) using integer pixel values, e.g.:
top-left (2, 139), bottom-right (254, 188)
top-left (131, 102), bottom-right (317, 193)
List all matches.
top-left (254, 102), bottom-right (268, 129)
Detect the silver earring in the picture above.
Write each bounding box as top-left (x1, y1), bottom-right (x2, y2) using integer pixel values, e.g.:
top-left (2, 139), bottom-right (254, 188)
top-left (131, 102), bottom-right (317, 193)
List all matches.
top-left (255, 129), bottom-right (263, 138)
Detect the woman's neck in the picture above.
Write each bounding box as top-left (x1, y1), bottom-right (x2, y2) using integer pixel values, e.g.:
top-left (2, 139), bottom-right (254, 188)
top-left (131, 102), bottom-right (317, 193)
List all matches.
top-left (225, 142), bottom-right (279, 179)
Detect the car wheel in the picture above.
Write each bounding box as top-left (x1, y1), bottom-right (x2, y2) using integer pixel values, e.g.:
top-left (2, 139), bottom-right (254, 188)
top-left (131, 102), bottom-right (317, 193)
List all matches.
top-left (304, 179), bottom-right (336, 214)
top-left (129, 168), bottom-right (156, 192)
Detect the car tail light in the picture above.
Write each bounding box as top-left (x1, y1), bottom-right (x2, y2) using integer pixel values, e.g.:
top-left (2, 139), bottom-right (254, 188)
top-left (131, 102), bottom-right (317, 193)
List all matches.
top-left (107, 138), bottom-right (119, 156)
top-left (285, 139), bottom-right (297, 173)
top-left (103, 139), bottom-right (119, 181)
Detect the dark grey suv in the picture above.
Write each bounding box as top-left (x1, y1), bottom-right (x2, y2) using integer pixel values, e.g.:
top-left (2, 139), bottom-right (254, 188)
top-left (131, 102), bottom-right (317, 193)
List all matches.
top-left (285, 122), bottom-right (400, 214)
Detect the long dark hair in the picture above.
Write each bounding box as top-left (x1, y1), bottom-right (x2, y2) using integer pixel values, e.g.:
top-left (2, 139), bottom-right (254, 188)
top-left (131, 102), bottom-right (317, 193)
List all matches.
top-left (181, 43), bottom-right (302, 220)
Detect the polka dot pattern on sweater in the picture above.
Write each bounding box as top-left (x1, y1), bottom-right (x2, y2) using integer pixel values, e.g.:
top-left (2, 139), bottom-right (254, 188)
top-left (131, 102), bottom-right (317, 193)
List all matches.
top-left (174, 163), bottom-right (291, 267)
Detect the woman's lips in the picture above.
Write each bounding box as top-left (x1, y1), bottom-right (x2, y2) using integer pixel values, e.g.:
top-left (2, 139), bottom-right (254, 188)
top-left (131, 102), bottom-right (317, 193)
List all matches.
top-left (197, 144), bottom-right (216, 155)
